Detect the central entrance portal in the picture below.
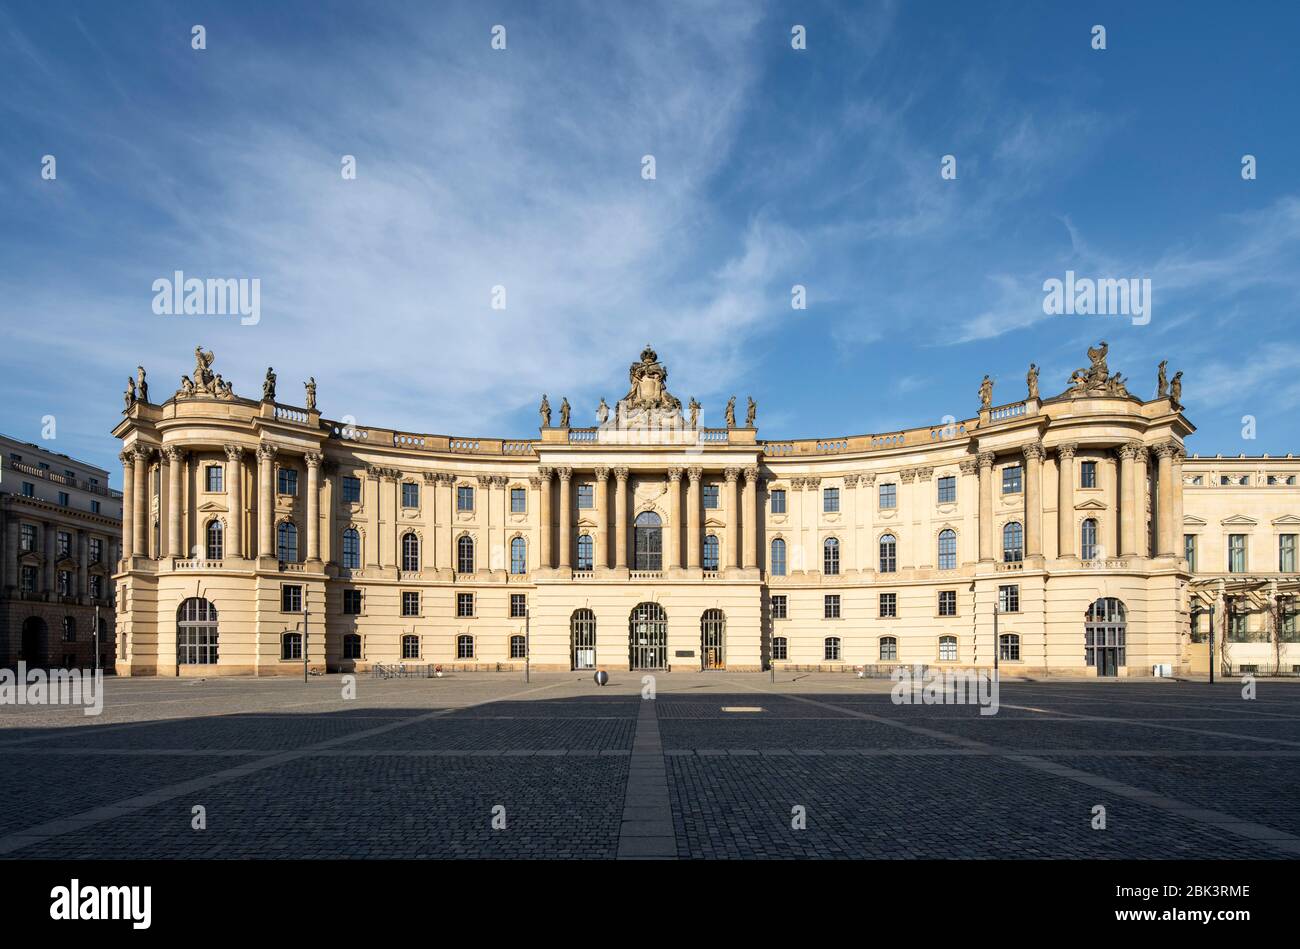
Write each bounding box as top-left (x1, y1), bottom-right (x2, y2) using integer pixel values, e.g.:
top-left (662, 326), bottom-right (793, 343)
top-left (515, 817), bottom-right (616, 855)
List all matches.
top-left (701, 609), bottom-right (726, 669)
top-left (571, 609), bottom-right (596, 670)
top-left (1085, 597), bottom-right (1127, 677)
top-left (629, 602), bottom-right (667, 670)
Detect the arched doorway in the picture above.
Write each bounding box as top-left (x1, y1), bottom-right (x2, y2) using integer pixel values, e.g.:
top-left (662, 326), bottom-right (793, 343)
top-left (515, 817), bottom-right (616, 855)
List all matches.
top-left (629, 602), bottom-right (667, 670)
top-left (177, 597), bottom-right (219, 666)
top-left (571, 609), bottom-right (596, 670)
top-left (1085, 597), bottom-right (1126, 676)
top-left (20, 617), bottom-right (47, 666)
top-left (701, 609), bottom-right (726, 669)
top-left (634, 511), bottom-right (662, 571)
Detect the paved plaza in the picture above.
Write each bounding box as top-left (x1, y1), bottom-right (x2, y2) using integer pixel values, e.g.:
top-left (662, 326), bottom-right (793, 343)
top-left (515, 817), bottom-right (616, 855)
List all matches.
top-left (1, 672), bottom-right (1299, 859)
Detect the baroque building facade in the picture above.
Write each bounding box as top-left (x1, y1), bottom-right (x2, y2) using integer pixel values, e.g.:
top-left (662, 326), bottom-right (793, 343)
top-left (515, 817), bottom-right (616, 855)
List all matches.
top-left (1, 433), bottom-right (122, 669)
top-left (110, 344), bottom-right (1299, 677)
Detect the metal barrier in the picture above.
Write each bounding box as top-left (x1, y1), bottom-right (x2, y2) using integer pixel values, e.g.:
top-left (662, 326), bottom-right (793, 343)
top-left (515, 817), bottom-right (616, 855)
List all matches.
top-left (371, 664), bottom-right (439, 679)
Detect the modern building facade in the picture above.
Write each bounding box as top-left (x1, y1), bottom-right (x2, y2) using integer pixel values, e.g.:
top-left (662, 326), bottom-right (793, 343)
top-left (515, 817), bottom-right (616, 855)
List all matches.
top-left (111, 344), bottom-right (1299, 677)
top-left (1, 434), bottom-right (122, 669)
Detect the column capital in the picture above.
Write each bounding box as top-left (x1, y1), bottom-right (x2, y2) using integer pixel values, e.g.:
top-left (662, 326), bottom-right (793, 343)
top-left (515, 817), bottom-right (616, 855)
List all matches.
top-left (556, 466), bottom-right (573, 482)
top-left (1056, 442), bottom-right (1078, 460)
top-left (724, 467), bottom-right (741, 484)
top-left (977, 452), bottom-right (996, 470)
top-left (1117, 440), bottom-right (1142, 461)
top-left (803, 475), bottom-right (821, 489)
top-left (859, 471), bottom-right (876, 485)
top-left (422, 470), bottom-right (439, 484)
top-left (223, 444), bottom-right (245, 462)
top-left (899, 468), bottom-right (917, 484)
top-left (613, 466), bottom-right (630, 482)
top-left (528, 475), bottom-right (544, 489)
top-left (744, 465), bottom-right (761, 484)
top-left (491, 475), bottom-right (508, 488)
top-left (131, 445), bottom-right (152, 463)
top-left (593, 465), bottom-right (610, 480)
top-left (537, 466), bottom-right (554, 480)
top-left (304, 450), bottom-right (322, 469)
top-left (477, 474), bottom-right (494, 488)
top-left (687, 465), bottom-right (703, 483)
top-left (843, 473), bottom-right (859, 488)
top-left (256, 443), bottom-right (278, 462)
top-left (119, 450), bottom-right (134, 468)
top-left (668, 467), bottom-right (684, 482)
top-left (915, 466), bottom-right (933, 481)
top-left (959, 459), bottom-right (978, 475)
top-left (162, 445), bottom-right (185, 464)
top-left (1152, 441), bottom-right (1178, 460)
top-left (1021, 441), bottom-right (1045, 462)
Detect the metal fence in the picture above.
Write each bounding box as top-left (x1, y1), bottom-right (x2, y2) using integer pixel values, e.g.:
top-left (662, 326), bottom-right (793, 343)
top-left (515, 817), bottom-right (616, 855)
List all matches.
top-left (370, 663), bottom-right (439, 679)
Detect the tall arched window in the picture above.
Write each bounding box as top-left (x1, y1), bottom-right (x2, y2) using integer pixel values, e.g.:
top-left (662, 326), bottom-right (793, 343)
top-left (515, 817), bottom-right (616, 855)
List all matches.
top-left (824, 537), bottom-right (840, 575)
top-left (205, 520), bottom-right (223, 560)
top-left (281, 632), bottom-right (302, 661)
top-left (457, 634), bottom-right (474, 659)
top-left (402, 634), bottom-right (420, 660)
top-left (937, 529), bottom-right (957, 570)
top-left (1081, 518), bottom-right (1099, 560)
top-left (510, 537), bottom-right (527, 574)
top-left (277, 522), bottom-right (298, 563)
top-left (401, 532), bottom-right (419, 571)
top-left (879, 636), bottom-right (897, 661)
top-left (457, 535), bottom-right (475, 574)
top-left (1003, 522), bottom-right (1024, 562)
top-left (510, 635), bottom-right (526, 659)
top-left (634, 511), bottom-right (662, 571)
top-left (770, 538), bottom-right (787, 576)
top-left (177, 597), bottom-right (218, 665)
top-left (879, 534), bottom-right (897, 573)
top-left (703, 534), bottom-right (720, 571)
top-left (577, 534), bottom-right (594, 570)
top-left (341, 528), bottom-right (360, 569)
top-left (999, 633), bottom-right (1021, 661)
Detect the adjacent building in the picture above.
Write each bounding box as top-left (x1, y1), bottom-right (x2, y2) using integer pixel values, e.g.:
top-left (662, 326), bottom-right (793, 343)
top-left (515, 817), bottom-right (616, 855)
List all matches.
top-left (110, 344), bottom-right (1299, 677)
top-left (1, 434), bottom-right (122, 668)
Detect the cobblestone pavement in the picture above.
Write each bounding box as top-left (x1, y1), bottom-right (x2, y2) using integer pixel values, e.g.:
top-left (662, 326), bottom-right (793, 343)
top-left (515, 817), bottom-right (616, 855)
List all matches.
top-left (1, 672), bottom-right (1298, 859)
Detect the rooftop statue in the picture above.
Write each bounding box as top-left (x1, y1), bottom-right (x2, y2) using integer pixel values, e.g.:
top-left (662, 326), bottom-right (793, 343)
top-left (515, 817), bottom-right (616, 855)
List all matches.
top-left (596, 398), bottom-right (609, 425)
top-left (539, 394), bottom-right (551, 428)
top-left (262, 367), bottom-right (276, 402)
top-left (617, 344), bottom-right (683, 427)
top-left (978, 374), bottom-right (993, 409)
top-left (304, 377), bottom-right (317, 411)
top-left (1065, 340), bottom-right (1129, 398)
top-left (688, 397), bottom-right (700, 429)
top-left (136, 366), bottom-right (149, 403)
top-left (746, 396), bottom-right (757, 428)
top-left (559, 398), bottom-right (571, 428)
top-left (725, 396), bottom-right (737, 429)
top-left (1156, 360), bottom-right (1169, 399)
top-left (1026, 363), bottom-right (1038, 400)
top-left (1170, 370), bottom-right (1183, 410)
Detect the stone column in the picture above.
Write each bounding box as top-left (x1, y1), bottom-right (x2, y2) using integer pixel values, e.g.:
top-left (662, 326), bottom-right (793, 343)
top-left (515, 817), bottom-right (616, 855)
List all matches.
top-left (957, 462), bottom-right (976, 563)
top-left (1154, 442), bottom-right (1177, 557)
top-left (537, 467), bottom-right (553, 569)
top-left (667, 467), bottom-right (683, 570)
top-left (1023, 442), bottom-right (1044, 558)
top-left (44, 519), bottom-right (56, 594)
top-left (478, 475), bottom-right (494, 570)
top-left (423, 472), bottom-right (439, 571)
top-left (556, 467), bottom-right (573, 569)
top-left (858, 473), bottom-right (876, 571)
top-left (724, 468), bottom-right (741, 569)
top-left (744, 465), bottom-right (761, 570)
top-left (614, 467), bottom-right (629, 569)
top-left (977, 452), bottom-right (995, 562)
top-left (1173, 447), bottom-right (1186, 561)
top-left (843, 474), bottom-right (859, 573)
top-left (120, 451), bottom-right (135, 561)
top-left (915, 467), bottom-right (933, 568)
top-left (164, 447), bottom-right (184, 559)
top-left (132, 447), bottom-right (148, 556)
top-left (224, 445), bottom-right (244, 559)
top-left (1135, 446), bottom-right (1151, 557)
top-left (257, 444), bottom-right (276, 560)
top-left (1118, 442), bottom-right (1139, 557)
top-left (305, 451), bottom-right (322, 562)
top-left (687, 466), bottom-right (702, 569)
top-left (594, 466), bottom-right (609, 569)
top-left (802, 477), bottom-right (819, 572)
top-left (1056, 442), bottom-right (1077, 559)
top-left (77, 529), bottom-right (89, 598)
top-left (789, 478), bottom-right (804, 573)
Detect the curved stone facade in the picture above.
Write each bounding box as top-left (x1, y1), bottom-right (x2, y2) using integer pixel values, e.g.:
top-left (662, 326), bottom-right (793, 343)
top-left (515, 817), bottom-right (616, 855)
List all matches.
top-left (110, 345), bottom-right (1299, 677)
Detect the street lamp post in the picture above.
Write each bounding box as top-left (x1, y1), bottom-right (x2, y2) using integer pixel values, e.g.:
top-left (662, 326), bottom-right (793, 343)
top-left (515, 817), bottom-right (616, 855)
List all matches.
top-left (1209, 601), bottom-right (1215, 686)
top-left (993, 599), bottom-right (1000, 676)
top-left (525, 607), bottom-right (530, 683)
top-left (302, 601), bottom-right (309, 684)
top-left (93, 604), bottom-right (100, 675)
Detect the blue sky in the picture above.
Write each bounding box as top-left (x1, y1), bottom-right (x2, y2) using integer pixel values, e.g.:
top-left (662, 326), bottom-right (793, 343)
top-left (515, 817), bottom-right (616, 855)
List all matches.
top-left (3, 0), bottom-right (1299, 486)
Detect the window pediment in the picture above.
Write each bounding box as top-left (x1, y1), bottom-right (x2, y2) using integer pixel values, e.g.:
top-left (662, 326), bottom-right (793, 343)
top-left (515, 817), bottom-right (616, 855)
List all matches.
top-left (1220, 515), bottom-right (1258, 526)
top-left (1074, 498), bottom-right (1108, 511)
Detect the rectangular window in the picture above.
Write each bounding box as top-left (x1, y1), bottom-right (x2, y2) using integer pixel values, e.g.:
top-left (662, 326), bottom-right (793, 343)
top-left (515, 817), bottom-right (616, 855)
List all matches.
top-left (91, 500), bottom-right (101, 514)
top-left (1001, 465), bottom-right (1022, 494)
top-left (20, 524), bottom-right (36, 551)
top-left (402, 591), bottom-right (419, 616)
top-left (998, 584), bottom-right (1020, 613)
top-left (281, 584), bottom-right (302, 613)
top-left (577, 484), bottom-right (593, 509)
top-left (770, 489), bottom-right (786, 514)
top-left (938, 590), bottom-right (956, 616)
top-left (937, 475), bottom-right (956, 504)
top-left (402, 482), bottom-right (419, 508)
top-left (341, 476), bottom-right (361, 503)
top-left (457, 485), bottom-right (474, 511)
top-left (57, 570), bottom-right (72, 596)
top-left (939, 637), bottom-right (957, 661)
top-left (58, 492), bottom-right (69, 507)
top-left (1228, 534), bottom-right (1247, 573)
top-left (702, 484), bottom-right (719, 509)
top-left (206, 465), bottom-right (223, 493)
top-left (343, 635), bottom-right (362, 659)
top-left (879, 593), bottom-right (897, 618)
top-left (1184, 534), bottom-right (1197, 571)
top-left (771, 594), bottom-right (787, 619)
top-left (823, 487), bottom-right (840, 513)
top-left (824, 595), bottom-right (840, 619)
top-left (879, 483), bottom-right (896, 509)
top-left (89, 575), bottom-right (103, 600)
top-left (510, 487), bottom-right (526, 513)
top-left (56, 531), bottom-right (71, 558)
top-left (342, 590), bottom-right (362, 614)
top-left (1080, 460), bottom-right (1097, 488)
top-left (510, 593), bottom-right (527, 618)
top-left (21, 482), bottom-right (35, 497)
top-left (278, 467), bottom-right (298, 496)
top-left (457, 592), bottom-right (474, 618)
top-left (21, 565), bottom-right (38, 594)
top-left (772, 637), bottom-right (788, 661)
top-left (1280, 534), bottom-right (1297, 573)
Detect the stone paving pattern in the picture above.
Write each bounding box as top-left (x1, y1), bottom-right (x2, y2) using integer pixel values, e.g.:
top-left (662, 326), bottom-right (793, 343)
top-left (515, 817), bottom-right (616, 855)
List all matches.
top-left (1, 673), bottom-right (1298, 859)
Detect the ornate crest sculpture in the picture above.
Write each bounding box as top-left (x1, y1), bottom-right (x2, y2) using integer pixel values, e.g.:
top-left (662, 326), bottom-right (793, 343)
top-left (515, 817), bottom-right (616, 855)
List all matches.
top-left (1064, 340), bottom-right (1130, 398)
top-left (616, 344), bottom-right (682, 427)
top-left (176, 346), bottom-right (236, 399)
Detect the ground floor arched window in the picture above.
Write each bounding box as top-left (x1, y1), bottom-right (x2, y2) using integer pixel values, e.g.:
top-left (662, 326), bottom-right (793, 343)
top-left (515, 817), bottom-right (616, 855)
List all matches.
top-left (629, 602), bottom-right (667, 669)
top-left (571, 609), bottom-right (596, 670)
top-left (1085, 597), bottom-right (1126, 675)
top-left (177, 597), bottom-right (219, 665)
top-left (701, 609), bottom-right (725, 669)
top-left (939, 635), bottom-right (957, 661)
top-left (824, 637), bottom-right (841, 661)
top-left (879, 636), bottom-right (897, 661)
top-left (281, 632), bottom-right (302, 660)
top-left (510, 635), bottom-right (526, 659)
top-left (772, 636), bottom-right (788, 661)
top-left (402, 634), bottom-right (420, 659)
top-left (457, 635), bottom-right (474, 659)
top-left (999, 633), bottom-right (1020, 661)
